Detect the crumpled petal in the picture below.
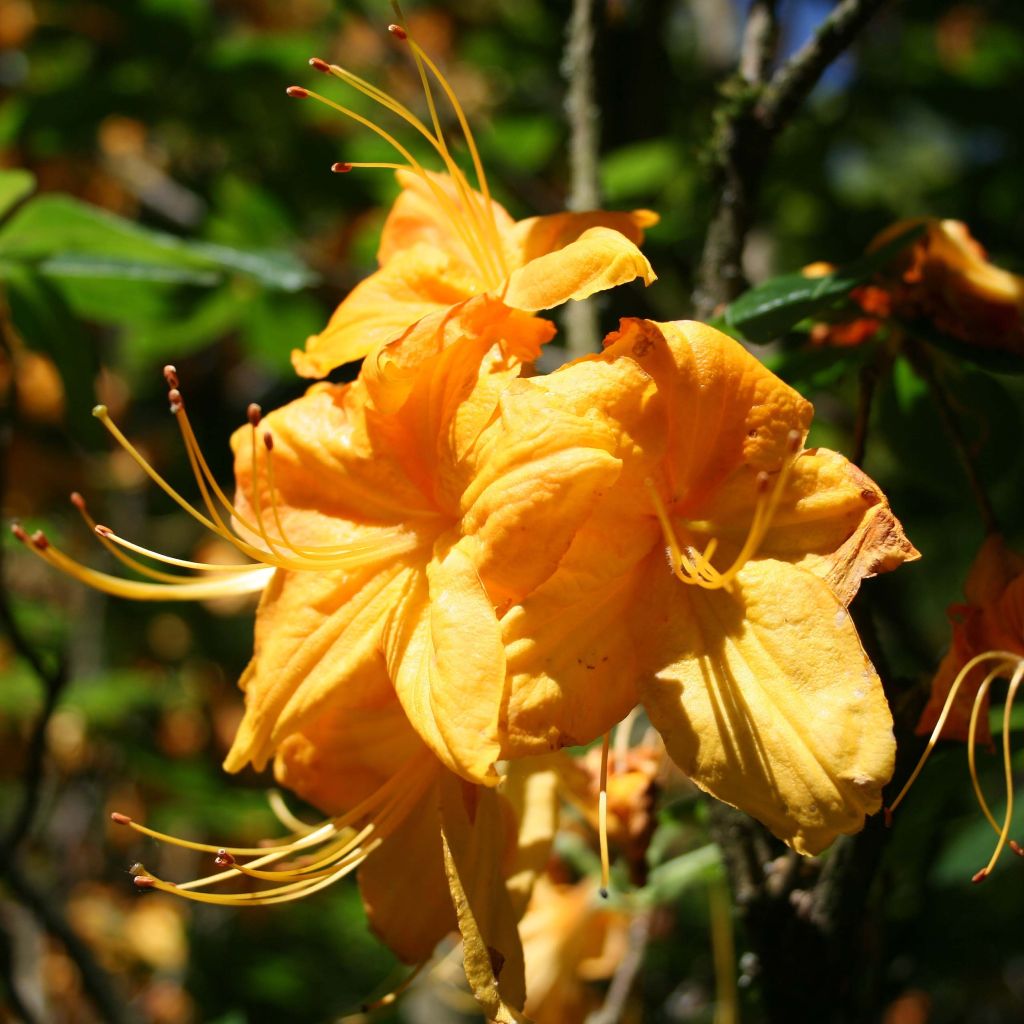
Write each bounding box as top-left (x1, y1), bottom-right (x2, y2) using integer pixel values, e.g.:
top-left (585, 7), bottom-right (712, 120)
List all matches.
top-left (693, 447), bottom-right (920, 606)
top-left (384, 536), bottom-right (507, 784)
top-left (638, 556), bottom-right (895, 855)
top-left (504, 208), bottom-right (657, 267)
top-left (440, 771), bottom-right (528, 1020)
top-left (503, 226), bottom-right (656, 312)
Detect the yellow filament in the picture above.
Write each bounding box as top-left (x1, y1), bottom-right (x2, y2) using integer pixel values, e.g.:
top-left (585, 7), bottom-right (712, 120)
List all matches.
top-left (645, 444), bottom-right (799, 592)
top-left (301, 87), bottom-right (494, 282)
top-left (978, 662), bottom-right (1024, 877)
top-left (267, 790), bottom-right (316, 835)
top-left (966, 666), bottom-right (1008, 835)
top-left (24, 540), bottom-right (271, 601)
top-left (887, 650), bottom-right (1022, 817)
top-left (97, 529), bottom-right (265, 573)
top-left (710, 880), bottom-right (738, 1024)
top-left (598, 731), bottom-right (611, 897)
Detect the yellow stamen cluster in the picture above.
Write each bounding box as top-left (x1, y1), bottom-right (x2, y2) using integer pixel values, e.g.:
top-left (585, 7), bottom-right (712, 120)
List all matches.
top-left (115, 754), bottom-right (432, 906)
top-left (10, 366), bottom-right (423, 601)
top-left (647, 430), bottom-right (802, 592)
top-left (292, 5), bottom-right (508, 291)
top-left (887, 650), bottom-right (1024, 882)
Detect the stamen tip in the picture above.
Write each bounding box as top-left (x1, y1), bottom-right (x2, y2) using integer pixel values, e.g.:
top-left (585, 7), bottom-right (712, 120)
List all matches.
top-left (787, 429), bottom-right (802, 453)
top-left (214, 849), bottom-right (236, 867)
top-left (1011, 840), bottom-right (1024, 857)
top-left (756, 471), bottom-right (771, 495)
top-left (883, 807), bottom-right (893, 828)
top-left (971, 868), bottom-right (989, 884)
top-left (286, 85), bottom-right (310, 99)
top-left (168, 388), bottom-right (183, 414)
top-left (247, 403), bottom-right (262, 427)
top-left (94, 524), bottom-right (113, 537)
top-left (387, 23), bottom-right (407, 40)
top-left (263, 431), bottom-right (274, 451)
top-left (163, 365), bottom-right (179, 389)
top-left (598, 887), bottom-right (609, 900)
top-left (110, 812), bottom-right (133, 825)
top-left (331, 162), bottom-right (353, 174)
top-left (133, 875), bottom-right (157, 890)
top-left (31, 530), bottom-right (49, 551)
top-left (69, 491), bottom-right (86, 510)
top-left (309, 57), bottom-right (331, 73)
top-left (92, 404), bottom-right (108, 419)
top-left (10, 522), bottom-right (28, 543)
top-left (128, 863), bottom-right (146, 877)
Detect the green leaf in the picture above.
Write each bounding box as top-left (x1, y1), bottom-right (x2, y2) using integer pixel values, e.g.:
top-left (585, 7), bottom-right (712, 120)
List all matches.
top-left (0, 194), bottom-right (316, 292)
top-left (0, 169), bottom-right (35, 221)
top-left (724, 223), bottom-right (927, 343)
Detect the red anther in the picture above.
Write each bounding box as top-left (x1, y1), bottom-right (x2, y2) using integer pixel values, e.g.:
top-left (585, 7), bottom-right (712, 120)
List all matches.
top-left (133, 875), bottom-right (157, 889)
top-left (598, 887), bottom-right (609, 900)
top-left (309, 57), bottom-right (331, 73)
top-left (331, 162), bottom-right (353, 174)
top-left (388, 23), bottom-right (407, 40)
top-left (214, 849), bottom-right (236, 867)
top-left (247, 403), bottom-right (262, 427)
top-left (263, 431), bottom-right (274, 452)
top-left (1011, 840), bottom-right (1024, 857)
top-left (10, 523), bottom-right (28, 543)
top-left (94, 524), bottom-right (113, 538)
top-left (70, 491), bottom-right (86, 510)
top-left (971, 868), bottom-right (989, 884)
top-left (286, 85), bottom-right (310, 98)
top-left (787, 429), bottom-right (802, 453)
top-left (756, 471), bottom-right (770, 495)
top-left (883, 807), bottom-right (893, 828)
top-left (110, 812), bottom-right (133, 825)
top-left (163, 365), bottom-right (179, 389)
top-left (31, 530), bottom-right (49, 551)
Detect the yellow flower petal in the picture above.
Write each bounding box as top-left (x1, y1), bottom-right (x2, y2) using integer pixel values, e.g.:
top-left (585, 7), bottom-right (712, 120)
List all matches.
top-left (385, 537), bottom-right (506, 784)
top-left (440, 772), bottom-right (529, 1021)
top-left (291, 243), bottom-right (481, 378)
top-left (504, 208), bottom-right (657, 267)
top-left (502, 226), bottom-right (656, 312)
top-left (638, 557), bottom-right (895, 855)
top-left (224, 560), bottom-right (419, 773)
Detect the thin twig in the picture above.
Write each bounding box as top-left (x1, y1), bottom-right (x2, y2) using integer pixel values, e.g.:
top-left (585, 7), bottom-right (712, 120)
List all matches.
top-left (562, 0), bottom-right (601, 356)
top-left (693, 0), bottom-right (892, 319)
top-left (758, 0), bottom-right (891, 134)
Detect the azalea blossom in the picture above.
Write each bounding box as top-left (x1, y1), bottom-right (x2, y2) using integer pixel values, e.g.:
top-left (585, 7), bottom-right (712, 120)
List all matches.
top-left (495, 318), bottom-right (918, 855)
top-left (286, 24), bottom-right (656, 378)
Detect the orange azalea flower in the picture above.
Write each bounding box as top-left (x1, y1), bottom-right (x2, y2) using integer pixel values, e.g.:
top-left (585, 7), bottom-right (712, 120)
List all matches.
top-left (287, 23), bottom-right (656, 378)
top-left (803, 260), bottom-right (892, 348)
top-left (497, 319), bottom-right (919, 855)
top-left (871, 217), bottom-right (1024, 353)
top-left (520, 875), bottom-right (630, 1024)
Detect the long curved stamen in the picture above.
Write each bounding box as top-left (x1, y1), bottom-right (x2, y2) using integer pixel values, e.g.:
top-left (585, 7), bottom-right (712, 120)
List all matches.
top-left (598, 730), bottom-right (611, 898)
top-left (287, 84), bottom-right (495, 286)
top-left (125, 758), bottom-right (433, 906)
top-left (974, 661), bottom-right (1024, 882)
top-left (966, 665), bottom-right (1010, 836)
top-left (886, 650), bottom-right (1023, 821)
top-left (646, 430), bottom-right (802, 592)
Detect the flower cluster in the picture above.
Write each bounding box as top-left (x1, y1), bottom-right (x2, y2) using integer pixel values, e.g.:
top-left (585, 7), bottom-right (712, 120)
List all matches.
top-left (13, 19), bottom-right (920, 1020)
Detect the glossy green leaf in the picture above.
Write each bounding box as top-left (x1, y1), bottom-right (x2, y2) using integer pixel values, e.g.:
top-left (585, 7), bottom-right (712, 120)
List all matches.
top-left (724, 223), bottom-right (926, 343)
top-left (0, 194), bottom-right (316, 291)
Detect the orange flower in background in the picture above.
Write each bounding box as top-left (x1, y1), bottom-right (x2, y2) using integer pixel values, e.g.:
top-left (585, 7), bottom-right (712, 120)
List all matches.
top-left (872, 217), bottom-right (1024, 353)
top-left (498, 318), bottom-right (918, 855)
top-left (803, 260), bottom-right (892, 348)
top-left (287, 24), bottom-right (656, 379)
top-left (917, 535), bottom-right (1024, 744)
